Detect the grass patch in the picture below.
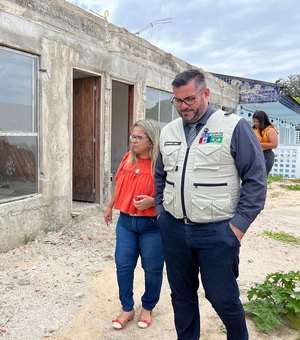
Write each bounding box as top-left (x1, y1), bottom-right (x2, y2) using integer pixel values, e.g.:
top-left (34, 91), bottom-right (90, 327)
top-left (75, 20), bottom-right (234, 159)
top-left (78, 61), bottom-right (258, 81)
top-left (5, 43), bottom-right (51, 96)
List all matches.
top-left (279, 184), bottom-right (300, 191)
top-left (219, 324), bottom-right (226, 334)
top-left (263, 230), bottom-right (300, 245)
top-left (267, 175), bottom-right (285, 185)
top-left (24, 233), bottom-right (35, 244)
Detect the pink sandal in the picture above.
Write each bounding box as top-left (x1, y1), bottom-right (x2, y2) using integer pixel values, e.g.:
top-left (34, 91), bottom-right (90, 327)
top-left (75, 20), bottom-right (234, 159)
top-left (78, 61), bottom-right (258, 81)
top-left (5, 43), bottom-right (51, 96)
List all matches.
top-left (137, 319), bottom-right (151, 328)
top-left (137, 309), bottom-right (152, 328)
top-left (112, 311), bottom-right (135, 329)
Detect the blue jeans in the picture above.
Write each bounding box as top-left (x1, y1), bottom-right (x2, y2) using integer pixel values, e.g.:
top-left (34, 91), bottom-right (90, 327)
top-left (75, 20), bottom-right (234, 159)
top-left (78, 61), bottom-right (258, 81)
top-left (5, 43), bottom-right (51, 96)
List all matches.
top-left (158, 211), bottom-right (248, 340)
top-left (115, 212), bottom-right (164, 312)
top-left (263, 149), bottom-right (275, 175)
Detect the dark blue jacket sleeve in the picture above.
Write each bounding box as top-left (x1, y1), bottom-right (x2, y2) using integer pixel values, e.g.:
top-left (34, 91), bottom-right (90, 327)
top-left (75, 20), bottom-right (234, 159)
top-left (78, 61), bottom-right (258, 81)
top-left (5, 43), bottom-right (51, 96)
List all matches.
top-left (230, 118), bottom-right (267, 233)
top-left (154, 151), bottom-right (166, 215)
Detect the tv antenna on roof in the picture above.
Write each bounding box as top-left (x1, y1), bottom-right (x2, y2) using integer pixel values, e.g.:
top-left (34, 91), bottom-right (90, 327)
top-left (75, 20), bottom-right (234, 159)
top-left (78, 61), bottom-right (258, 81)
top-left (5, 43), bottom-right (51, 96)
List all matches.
top-left (135, 17), bottom-right (173, 35)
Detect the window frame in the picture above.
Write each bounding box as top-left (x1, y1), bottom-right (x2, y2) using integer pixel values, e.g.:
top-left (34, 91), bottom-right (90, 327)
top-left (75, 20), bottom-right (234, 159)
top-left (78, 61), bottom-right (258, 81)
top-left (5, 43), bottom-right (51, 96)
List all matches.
top-left (145, 86), bottom-right (176, 126)
top-left (0, 46), bottom-right (39, 203)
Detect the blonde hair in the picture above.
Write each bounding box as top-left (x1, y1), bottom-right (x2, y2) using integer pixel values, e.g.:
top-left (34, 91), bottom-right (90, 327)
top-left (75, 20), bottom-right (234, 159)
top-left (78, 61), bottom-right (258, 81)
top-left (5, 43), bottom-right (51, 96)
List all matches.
top-left (126, 119), bottom-right (160, 172)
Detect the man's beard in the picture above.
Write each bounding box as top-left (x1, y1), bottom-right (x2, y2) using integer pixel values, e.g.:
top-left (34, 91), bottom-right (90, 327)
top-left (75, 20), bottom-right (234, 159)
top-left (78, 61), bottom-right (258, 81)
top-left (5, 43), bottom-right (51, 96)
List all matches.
top-left (178, 109), bottom-right (200, 123)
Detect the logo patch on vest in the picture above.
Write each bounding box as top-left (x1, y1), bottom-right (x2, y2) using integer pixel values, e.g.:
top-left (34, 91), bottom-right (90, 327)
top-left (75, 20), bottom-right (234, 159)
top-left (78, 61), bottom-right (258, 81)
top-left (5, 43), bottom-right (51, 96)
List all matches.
top-left (164, 141), bottom-right (182, 146)
top-left (199, 132), bottom-right (223, 144)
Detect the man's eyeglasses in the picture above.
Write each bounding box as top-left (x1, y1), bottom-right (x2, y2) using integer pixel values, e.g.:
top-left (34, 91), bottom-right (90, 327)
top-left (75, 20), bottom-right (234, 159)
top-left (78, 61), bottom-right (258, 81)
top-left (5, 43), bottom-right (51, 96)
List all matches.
top-left (129, 135), bottom-right (148, 141)
top-left (171, 88), bottom-right (206, 107)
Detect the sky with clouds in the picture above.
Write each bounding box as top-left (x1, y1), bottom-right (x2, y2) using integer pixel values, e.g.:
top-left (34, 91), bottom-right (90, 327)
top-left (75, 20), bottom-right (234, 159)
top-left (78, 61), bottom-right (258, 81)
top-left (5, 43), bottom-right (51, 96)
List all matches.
top-left (67, 0), bottom-right (300, 83)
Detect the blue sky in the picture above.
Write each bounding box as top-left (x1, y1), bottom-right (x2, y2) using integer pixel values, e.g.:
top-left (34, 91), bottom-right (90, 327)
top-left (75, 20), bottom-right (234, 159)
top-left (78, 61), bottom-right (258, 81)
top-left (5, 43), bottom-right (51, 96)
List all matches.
top-left (67, 0), bottom-right (300, 83)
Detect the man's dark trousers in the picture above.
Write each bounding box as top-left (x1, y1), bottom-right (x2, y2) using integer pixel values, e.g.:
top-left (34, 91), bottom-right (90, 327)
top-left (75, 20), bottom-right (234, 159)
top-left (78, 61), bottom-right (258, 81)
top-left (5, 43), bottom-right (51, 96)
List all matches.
top-left (158, 211), bottom-right (249, 340)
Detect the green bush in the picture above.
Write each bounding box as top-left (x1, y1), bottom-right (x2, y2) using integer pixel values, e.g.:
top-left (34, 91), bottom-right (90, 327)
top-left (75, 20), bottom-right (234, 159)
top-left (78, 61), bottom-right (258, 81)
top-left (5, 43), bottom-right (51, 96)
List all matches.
top-left (244, 271), bottom-right (300, 333)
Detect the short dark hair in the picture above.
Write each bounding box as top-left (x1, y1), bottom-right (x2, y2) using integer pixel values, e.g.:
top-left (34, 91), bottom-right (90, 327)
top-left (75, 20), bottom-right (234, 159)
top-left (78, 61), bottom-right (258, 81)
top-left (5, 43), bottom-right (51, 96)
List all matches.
top-left (172, 69), bottom-right (206, 89)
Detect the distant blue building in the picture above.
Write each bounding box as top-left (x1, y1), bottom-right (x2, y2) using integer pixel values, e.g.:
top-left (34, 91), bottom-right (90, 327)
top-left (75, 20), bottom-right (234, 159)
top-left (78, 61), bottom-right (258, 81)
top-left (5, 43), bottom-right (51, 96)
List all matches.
top-left (212, 73), bottom-right (300, 178)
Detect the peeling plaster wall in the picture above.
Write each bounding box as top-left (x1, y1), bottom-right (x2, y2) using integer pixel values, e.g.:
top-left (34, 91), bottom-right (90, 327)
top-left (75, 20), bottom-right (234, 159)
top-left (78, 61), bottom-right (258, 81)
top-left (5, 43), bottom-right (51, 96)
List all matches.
top-left (0, 0), bottom-right (237, 252)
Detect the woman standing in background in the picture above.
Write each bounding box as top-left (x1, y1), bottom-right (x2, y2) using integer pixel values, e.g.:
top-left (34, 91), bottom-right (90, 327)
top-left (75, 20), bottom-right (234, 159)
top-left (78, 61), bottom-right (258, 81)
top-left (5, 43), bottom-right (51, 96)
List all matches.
top-left (253, 110), bottom-right (279, 175)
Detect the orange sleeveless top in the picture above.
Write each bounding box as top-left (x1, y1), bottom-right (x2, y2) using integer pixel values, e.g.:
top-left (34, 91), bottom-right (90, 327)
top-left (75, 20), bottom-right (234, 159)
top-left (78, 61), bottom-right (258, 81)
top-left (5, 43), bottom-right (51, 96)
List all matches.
top-left (114, 152), bottom-right (155, 216)
top-left (254, 125), bottom-right (278, 150)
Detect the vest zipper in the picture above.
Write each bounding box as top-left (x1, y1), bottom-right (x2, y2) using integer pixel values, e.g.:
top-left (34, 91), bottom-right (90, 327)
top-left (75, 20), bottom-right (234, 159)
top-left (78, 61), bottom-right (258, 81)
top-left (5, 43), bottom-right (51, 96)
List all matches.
top-left (193, 183), bottom-right (227, 188)
top-left (181, 147), bottom-right (190, 219)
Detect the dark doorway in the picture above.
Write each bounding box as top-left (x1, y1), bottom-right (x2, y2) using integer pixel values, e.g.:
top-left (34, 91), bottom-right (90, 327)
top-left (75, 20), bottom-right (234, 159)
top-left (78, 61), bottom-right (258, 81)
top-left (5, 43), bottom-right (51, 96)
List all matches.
top-left (72, 72), bottom-right (101, 203)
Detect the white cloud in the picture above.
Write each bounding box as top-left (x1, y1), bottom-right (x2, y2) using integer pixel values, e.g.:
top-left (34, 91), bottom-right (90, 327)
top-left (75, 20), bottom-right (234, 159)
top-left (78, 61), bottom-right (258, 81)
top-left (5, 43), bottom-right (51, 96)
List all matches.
top-left (67, 0), bottom-right (300, 82)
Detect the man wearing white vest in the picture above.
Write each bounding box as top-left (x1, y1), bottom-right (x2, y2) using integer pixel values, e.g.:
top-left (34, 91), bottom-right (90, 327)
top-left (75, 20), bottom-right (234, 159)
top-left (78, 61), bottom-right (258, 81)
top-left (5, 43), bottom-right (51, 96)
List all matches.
top-left (154, 69), bottom-right (267, 340)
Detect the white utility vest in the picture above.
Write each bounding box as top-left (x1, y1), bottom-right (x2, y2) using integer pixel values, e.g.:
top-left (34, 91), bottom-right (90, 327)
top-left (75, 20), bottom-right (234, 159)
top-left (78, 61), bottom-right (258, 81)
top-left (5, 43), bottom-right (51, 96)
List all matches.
top-left (160, 110), bottom-right (241, 223)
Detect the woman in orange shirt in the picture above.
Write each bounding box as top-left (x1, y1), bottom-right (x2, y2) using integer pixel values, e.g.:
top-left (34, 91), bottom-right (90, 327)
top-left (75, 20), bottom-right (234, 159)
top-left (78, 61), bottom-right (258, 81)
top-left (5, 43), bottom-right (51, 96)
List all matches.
top-left (104, 119), bottom-right (163, 330)
top-left (253, 110), bottom-right (278, 175)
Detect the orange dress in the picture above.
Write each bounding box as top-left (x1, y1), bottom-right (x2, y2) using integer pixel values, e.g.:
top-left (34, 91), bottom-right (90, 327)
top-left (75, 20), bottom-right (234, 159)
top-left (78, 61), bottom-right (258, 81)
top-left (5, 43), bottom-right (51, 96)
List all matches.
top-left (114, 152), bottom-right (155, 216)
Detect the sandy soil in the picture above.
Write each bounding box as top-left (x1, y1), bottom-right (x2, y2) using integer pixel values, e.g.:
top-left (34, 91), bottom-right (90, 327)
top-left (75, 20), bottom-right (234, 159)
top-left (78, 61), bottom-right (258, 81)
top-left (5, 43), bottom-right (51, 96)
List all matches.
top-left (0, 181), bottom-right (300, 340)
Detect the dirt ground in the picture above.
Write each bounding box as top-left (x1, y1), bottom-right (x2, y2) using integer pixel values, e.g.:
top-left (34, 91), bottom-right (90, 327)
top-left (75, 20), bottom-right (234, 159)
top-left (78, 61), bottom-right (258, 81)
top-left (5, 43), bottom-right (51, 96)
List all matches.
top-left (0, 181), bottom-right (300, 340)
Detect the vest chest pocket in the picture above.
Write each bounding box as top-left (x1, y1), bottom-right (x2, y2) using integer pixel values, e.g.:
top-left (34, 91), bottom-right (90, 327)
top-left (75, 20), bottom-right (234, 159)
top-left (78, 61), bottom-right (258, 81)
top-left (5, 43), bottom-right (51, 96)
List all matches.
top-left (193, 144), bottom-right (222, 170)
top-left (161, 144), bottom-right (181, 171)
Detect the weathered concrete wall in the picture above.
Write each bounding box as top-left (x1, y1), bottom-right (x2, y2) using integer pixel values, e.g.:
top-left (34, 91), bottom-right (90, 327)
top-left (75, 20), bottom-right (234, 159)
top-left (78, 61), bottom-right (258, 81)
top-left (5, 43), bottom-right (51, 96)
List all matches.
top-left (0, 0), bottom-right (237, 252)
